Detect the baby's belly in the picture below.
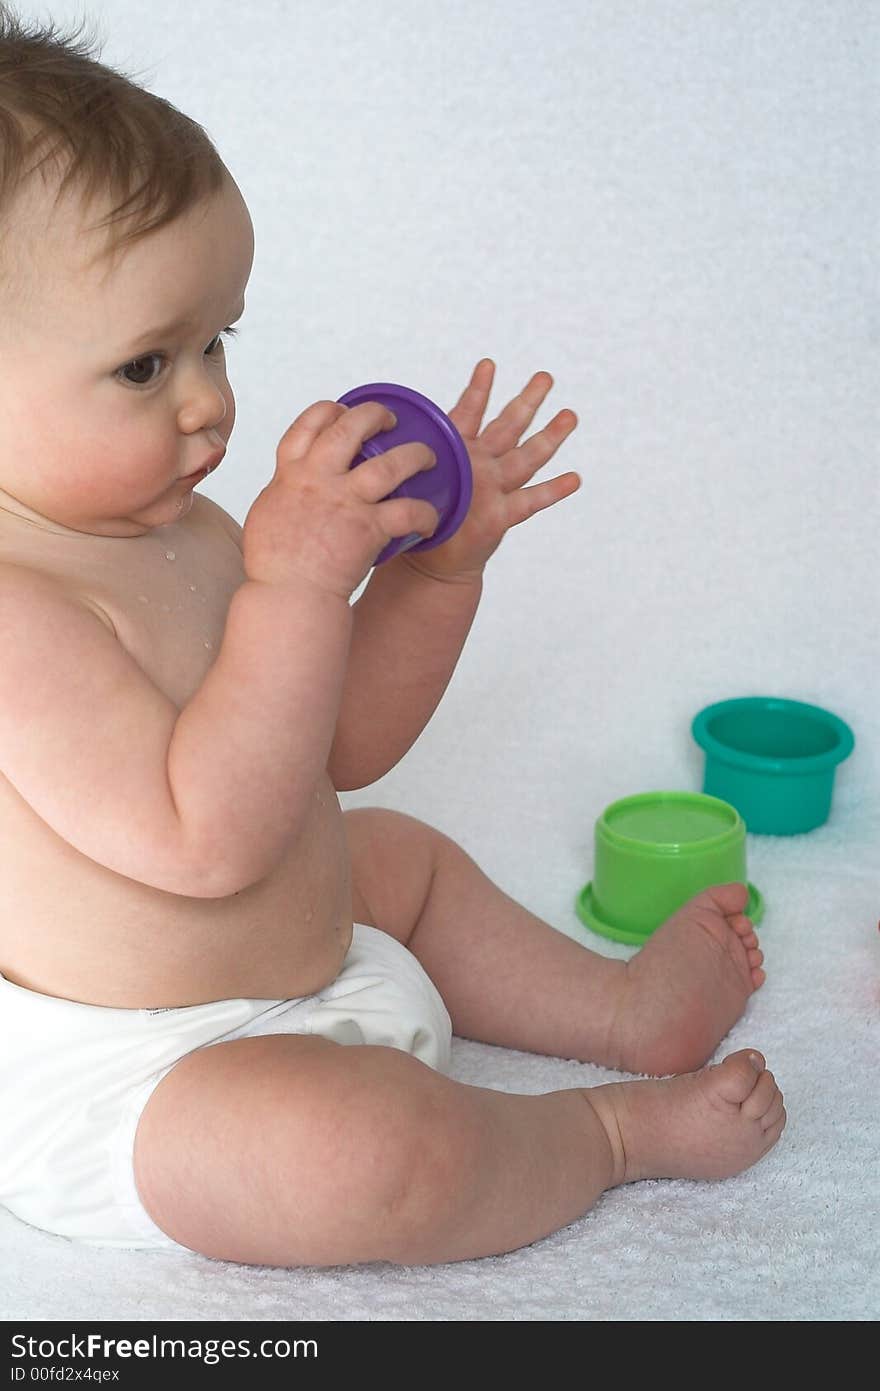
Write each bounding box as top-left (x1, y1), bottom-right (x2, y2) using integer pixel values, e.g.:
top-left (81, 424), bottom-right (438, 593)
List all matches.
top-left (0, 776), bottom-right (354, 1008)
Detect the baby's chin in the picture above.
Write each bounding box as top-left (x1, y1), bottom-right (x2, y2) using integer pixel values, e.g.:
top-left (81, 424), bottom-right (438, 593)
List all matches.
top-left (123, 479), bottom-right (204, 531)
top-left (172, 484), bottom-right (200, 521)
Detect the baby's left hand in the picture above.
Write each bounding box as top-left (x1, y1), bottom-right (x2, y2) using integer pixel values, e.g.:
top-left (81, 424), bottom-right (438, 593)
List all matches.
top-left (400, 360), bottom-right (581, 583)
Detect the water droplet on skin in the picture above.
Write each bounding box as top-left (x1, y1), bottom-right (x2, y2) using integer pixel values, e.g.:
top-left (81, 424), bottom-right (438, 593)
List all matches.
top-left (165, 551), bottom-right (176, 561)
top-left (138, 595), bottom-right (149, 604)
top-left (305, 910), bottom-right (314, 923)
top-left (203, 640), bottom-right (214, 650)
top-left (198, 595), bottom-right (207, 604)
top-left (189, 584), bottom-right (197, 592)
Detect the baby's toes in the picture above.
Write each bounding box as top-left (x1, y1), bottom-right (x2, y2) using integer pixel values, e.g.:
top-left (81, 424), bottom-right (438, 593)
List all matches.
top-left (730, 914), bottom-right (758, 947)
top-left (741, 1066), bottom-right (781, 1122)
top-left (761, 1093), bottom-right (786, 1134)
top-left (762, 1114), bottom-right (786, 1152)
top-left (701, 883), bottom-right (750, 917)
top-left (710, 1049), bottom-right (766, 1106)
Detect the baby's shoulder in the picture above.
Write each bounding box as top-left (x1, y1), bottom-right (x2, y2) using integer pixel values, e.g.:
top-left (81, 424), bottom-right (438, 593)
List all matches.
top-left (193, 494), bottom-right (244, 554)
top-left (0, 555), bottom-right (116, 635)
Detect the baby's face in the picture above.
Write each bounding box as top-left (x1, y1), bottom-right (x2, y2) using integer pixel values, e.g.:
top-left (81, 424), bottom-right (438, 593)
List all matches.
top-left (0, 171), bottom-right (254, 536)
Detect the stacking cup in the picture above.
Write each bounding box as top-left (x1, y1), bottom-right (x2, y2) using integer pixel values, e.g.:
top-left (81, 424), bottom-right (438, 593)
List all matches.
top-left (692, 696), bottom-right (855, 835)
top-left (338, 382), bottom-right (473, 566)
top-left (576, 791), bottom-right (764, 946)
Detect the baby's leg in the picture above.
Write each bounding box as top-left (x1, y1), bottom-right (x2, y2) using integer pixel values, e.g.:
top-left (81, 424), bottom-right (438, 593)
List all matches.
top-left (345, 809), bottom-right (765, 1075)
top-left (133, 1032), bottom-right (784, 1267)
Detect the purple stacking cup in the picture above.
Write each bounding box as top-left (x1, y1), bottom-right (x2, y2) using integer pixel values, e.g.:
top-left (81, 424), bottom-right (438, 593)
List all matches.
top-left (337, 382), bottom-right (473, 566)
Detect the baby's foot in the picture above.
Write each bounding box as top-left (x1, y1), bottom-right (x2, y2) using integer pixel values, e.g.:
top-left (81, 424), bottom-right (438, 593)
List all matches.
top-left (605, 884), bottom-right (765, 1075)
top-left (588, 1049), bottom-right (786, 1185)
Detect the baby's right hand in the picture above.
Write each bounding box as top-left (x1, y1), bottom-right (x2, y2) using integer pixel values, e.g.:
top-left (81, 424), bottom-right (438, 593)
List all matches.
top-left (242, 401), bottom-right (440, 596)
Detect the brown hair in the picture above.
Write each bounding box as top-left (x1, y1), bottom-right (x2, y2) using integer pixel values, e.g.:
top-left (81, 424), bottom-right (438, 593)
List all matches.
top-left (0, 2), bottom-right (228, 279)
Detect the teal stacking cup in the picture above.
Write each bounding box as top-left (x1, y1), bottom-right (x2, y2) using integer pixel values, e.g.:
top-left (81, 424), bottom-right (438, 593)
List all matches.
top-left (692, 697), bottom-right (855, 835)
top-left (576, 791), bottom-right (763, 946)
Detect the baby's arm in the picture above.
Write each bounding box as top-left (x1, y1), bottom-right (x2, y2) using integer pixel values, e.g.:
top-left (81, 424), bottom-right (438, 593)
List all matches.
top-left (199, 496), bottom-right (480, 793)
top-left (0, 402), bottom-right (440, 898)
top-left (328, 363), bottom-right (579, 789)
top-left (0, 559), bottom-right (350, 897)
top-left (327, 560), bottom-right (481, 789)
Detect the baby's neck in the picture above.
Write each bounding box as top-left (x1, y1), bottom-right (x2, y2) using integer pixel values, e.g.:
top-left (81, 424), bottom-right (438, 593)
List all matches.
top-left (0, 487), bottom-right (89, 539)
top-left (0, 486), bottom-right (177, 541)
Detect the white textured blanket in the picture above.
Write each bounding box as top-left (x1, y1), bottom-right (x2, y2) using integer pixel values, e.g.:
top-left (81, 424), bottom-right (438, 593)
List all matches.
top-left (3, 791), bottom-right (877, 1320)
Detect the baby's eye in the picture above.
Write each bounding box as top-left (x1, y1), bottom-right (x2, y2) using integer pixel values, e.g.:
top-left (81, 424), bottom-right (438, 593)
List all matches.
top-left (116, 327), bottom-right (239, 389)
top-left (117, 352), bottom-right (164, 387)
top-left (205, 327), bottom-right (237, 357)
top-left (202, 325), bottom-right (236, 358)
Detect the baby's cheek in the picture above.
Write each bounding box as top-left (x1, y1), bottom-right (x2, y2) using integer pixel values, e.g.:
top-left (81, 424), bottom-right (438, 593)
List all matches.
top-left (62, 445), bottom-right (127, 503)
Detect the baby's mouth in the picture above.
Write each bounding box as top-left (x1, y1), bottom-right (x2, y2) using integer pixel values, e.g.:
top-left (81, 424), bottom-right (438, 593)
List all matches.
top-left (182, 449), bottom-right (225, 481)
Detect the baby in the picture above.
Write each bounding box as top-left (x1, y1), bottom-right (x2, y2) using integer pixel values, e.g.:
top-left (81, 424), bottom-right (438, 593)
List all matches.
top-left (0, 12), bottom-right (784, 1267)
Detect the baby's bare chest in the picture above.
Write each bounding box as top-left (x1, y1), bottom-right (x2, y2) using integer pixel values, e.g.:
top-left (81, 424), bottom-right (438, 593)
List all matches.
top-left (2, 498), bottom-right (246, 708)
top-left (100, 523), bottom-right (246, 708)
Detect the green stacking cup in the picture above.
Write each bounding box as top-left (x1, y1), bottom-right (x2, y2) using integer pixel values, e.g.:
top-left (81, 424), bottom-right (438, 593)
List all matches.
top-left (692, 696), bottom-right (854, 835)
top-left (576, 791), bottom-right (764, 946)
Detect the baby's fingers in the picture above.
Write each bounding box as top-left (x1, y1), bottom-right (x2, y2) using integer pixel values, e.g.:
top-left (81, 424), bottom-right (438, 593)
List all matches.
top-left (277, 400), bottom-right (396, 471)
top-left (479, 371), bottom-right (555, 455)
top-left (276, 400), bottom-right (347, 465)
top-left (503, 409), bottom-right (579, 490)
top-left (506, 471), bottom-right (581, 529)
top-left (376, 494), bottom-right (440, 543)
top-left (448, 358), bottom-right (495, 439)
top-left (349, 441), bottom-right (437, 504)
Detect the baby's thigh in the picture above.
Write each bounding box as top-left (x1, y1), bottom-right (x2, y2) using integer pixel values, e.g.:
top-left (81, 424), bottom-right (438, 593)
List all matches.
top-left (344, 806), bottom-right (455, 942)
top-left (132, 1032), bottom-right (471, 1267)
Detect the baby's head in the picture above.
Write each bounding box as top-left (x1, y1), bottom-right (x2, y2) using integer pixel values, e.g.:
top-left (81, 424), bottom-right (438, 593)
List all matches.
top-left (0, 5), bottom-right (254, 536)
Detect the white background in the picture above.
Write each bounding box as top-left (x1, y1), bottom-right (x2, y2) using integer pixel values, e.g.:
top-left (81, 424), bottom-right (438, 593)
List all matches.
top-left (14, 0), bottom-right (877, 916)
